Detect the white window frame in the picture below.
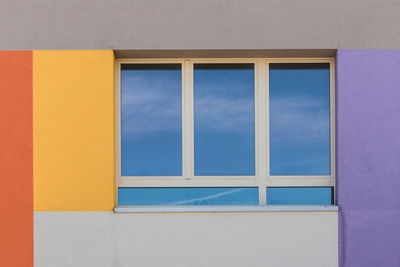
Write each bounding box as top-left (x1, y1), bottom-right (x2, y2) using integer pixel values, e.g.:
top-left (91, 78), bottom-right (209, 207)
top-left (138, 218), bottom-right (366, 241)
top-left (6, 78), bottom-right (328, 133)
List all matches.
top-left (116, 58), bottom-right (335, 206)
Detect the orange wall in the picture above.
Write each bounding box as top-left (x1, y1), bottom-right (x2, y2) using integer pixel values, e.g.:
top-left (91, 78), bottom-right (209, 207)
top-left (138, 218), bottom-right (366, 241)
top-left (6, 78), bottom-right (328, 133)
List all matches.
top-left (0, 51), bottom-right (33, 267)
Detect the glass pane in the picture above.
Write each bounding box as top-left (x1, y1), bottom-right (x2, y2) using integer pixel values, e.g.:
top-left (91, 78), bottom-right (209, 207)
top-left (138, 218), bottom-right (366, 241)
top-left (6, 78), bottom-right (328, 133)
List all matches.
top-left (194, 64), bottom-right (255, 176)
top-left (118, 187), bottom-right (259, 205)
top-left (121, 64), bottom-right (182, 176)
top-left (267, 187), bottom-right (333, 205)
top-left (269, 63), bottom-right (330, 175)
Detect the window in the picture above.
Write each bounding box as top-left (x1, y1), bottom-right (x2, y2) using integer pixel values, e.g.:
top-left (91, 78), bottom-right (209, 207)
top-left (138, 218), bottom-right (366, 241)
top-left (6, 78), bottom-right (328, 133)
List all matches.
top-left (116, 58), bottom-right (335, 206)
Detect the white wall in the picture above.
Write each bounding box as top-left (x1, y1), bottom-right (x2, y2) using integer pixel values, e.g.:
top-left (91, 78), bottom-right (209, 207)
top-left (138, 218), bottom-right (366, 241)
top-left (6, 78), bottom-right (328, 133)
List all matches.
top-left (35, 211), bottom-right (337, 267)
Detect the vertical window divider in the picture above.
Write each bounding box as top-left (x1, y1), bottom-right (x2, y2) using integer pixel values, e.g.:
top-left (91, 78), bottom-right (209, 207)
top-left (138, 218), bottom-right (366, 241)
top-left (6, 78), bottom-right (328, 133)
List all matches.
top-left (115, 60), bottom-right (121, 204)
top-left (183, 59), bottom-right (194, 179)
top-left (256, 59), bottom-right (267, 205)
top-left (265, 59), bottom-right (270, 202)
top-left (329, 59), bottom-right (336, 204)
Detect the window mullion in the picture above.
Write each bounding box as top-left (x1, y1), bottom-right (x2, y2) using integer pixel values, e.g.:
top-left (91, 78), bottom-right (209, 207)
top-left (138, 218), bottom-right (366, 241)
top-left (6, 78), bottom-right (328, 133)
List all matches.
top-left (256, 59), bottom-right (267, 205)
top-left (265, 59), bottom-right (270, 202)
top-left (183, 60), bottom-right (194, 179)
top-left (329, 59), bottom-right (336, 204)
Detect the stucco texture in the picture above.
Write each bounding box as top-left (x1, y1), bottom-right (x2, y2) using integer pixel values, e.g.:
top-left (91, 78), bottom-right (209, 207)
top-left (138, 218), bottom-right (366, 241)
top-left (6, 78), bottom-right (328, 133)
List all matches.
top-left (0, 0), bottom-right (400, 50)
top-left (33, 50), bottom-right (115, 211)
top-left (34, 211), bottom-right (338, 267)
top-left (337, 50), bottom-right (400, 267)
top-left (0, 51), bottom-right (33, 267)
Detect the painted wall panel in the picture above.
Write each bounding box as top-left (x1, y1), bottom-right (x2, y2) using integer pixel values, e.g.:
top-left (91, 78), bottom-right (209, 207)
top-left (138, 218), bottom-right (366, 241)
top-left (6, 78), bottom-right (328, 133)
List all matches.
top-left (35, 211), bottom-right (338, 267)
top-left (0, 51), bottom-right (33, 267)
top-left (33, 50), bottom-right (115, 211)
top-left (337, 50), bottom-right (400, 267)
top-left (0, 0), bottom-right (400, 50)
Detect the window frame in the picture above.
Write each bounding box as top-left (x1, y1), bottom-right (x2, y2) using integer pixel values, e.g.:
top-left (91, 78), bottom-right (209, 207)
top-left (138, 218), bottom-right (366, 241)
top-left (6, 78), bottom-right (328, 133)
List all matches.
top-left (116, 58), bottom-right (335, 206)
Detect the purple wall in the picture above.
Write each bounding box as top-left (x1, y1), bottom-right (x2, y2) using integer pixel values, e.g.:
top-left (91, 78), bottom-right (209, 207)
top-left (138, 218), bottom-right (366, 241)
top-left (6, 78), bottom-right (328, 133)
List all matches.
top-left (337, 50), bottom-right (400, 267)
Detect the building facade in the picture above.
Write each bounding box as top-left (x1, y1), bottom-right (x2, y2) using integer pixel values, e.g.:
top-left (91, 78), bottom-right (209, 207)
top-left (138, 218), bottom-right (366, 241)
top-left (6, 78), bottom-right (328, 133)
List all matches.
top-left (1, 1), bottom-right (400, 267)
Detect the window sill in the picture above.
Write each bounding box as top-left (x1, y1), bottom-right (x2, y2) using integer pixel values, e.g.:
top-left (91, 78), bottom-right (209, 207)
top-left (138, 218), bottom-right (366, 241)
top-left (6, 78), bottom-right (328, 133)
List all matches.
top-left (114, 205), bottom-right (338, 213)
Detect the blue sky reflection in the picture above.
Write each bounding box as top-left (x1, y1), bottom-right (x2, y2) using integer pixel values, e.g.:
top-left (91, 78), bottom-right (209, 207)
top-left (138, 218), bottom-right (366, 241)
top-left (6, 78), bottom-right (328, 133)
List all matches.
top-left (121, 64), bottom-right (182, 176)
top-left (267, 187), bottom-right (333, 205)
top-left (118, 187), bottom-right (259, 205)
top-left (194, 64), bottom-right (255, 176)
top-left (269, 63), bottom-right (330, 175)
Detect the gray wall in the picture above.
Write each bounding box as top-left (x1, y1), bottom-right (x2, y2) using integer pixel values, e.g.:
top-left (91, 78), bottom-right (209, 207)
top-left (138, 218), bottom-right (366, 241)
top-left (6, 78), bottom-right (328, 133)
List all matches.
top-left (35, 211), bottom-right (338, 267)
top-left (1, 0), bottom-right (400, 50)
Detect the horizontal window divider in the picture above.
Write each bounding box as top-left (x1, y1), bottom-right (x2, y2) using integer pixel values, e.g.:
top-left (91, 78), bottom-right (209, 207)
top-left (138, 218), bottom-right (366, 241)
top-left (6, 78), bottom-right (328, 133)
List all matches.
top-left (191, 176), bottom-right (256, 179)
top-left (119, 176), bottom-right (185, 180)
top-left (269, 175), bottom-right (333, 179)
top-left (190, 59), bottom-right (258, 64)
top-left (267, 58), bottom-right (334, 63)
top-left (266, 177), bottom-right (334, 187)
top-left (117, 59), bottom-right (187, 64)
top-left (114, 205), bottom-right (339, 213)
top-left (118, 178), bottom-right (259, 187)
top-left (118, 178), bottom-right (333, 187)
top-left (119, 176), bottom-right (257, 180)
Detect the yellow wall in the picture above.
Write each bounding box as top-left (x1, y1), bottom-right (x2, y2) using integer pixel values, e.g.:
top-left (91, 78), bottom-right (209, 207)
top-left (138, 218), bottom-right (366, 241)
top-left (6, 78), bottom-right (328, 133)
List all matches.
top-left (33, 50), bottom-right (115, 211)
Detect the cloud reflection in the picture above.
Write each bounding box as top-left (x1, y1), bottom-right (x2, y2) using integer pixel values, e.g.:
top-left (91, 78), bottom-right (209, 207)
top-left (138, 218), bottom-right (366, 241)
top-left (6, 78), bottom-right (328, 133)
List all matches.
top-left (121, 74), bottom-right (181, 137)
top-left (270, 95), bottom-right (330, 144)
